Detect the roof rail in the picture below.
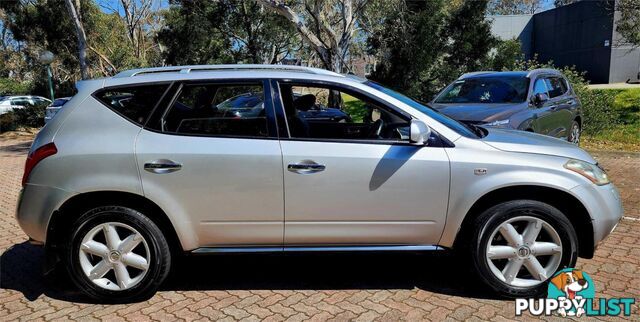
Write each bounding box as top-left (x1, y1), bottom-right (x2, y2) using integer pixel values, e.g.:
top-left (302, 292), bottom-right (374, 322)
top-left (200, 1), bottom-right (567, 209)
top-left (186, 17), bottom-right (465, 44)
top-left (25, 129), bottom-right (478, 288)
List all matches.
top-left (526, 68), bottom-right (561, 77)
top-left (113, 64), bottom-right (343, 78)
top-left (459, 71), bottom-right (496, 79)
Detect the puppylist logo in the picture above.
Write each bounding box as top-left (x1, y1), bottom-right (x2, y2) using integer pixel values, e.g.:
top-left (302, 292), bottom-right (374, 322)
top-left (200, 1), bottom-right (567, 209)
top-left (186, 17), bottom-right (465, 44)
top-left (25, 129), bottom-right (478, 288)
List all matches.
top-left (515, 268), bottom-right (635, 317)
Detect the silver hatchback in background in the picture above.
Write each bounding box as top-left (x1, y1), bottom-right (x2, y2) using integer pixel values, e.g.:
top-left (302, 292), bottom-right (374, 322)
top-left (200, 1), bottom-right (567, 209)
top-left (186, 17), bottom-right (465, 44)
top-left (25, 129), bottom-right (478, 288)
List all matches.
top-left (17, 65), bottom-right (623, 302)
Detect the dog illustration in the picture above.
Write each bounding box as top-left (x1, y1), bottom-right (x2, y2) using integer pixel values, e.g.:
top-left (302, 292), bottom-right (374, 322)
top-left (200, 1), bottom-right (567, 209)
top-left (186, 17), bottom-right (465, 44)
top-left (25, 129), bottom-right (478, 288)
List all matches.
top-left (550, 269), bottom-right (589, 317)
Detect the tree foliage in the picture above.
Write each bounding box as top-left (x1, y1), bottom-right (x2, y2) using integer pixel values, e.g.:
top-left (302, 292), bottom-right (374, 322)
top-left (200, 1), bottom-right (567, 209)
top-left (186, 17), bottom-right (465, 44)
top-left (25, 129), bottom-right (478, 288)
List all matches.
top-left (368, 0), bottom-right (498, 101)
top-left (157, 0), bottom-right (298, 66)
top-left (487, 0), bottom-right (543, 15)
top-left (616, 0), bottom-right (640, 47)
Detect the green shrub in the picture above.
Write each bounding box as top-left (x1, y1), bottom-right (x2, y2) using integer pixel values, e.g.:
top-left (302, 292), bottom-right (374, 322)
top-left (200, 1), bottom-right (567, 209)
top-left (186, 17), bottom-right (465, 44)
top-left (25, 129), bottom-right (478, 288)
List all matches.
top-left (613, 88), bottom-right (640, 125)
top-left (0, 112), bottom-right (17, 132)
top-left (0, 78), bottom-right (33, 95)
top-left (12, 104), bottom-right (45, 128)
top-left (579, 89), bottom-right (619, 135)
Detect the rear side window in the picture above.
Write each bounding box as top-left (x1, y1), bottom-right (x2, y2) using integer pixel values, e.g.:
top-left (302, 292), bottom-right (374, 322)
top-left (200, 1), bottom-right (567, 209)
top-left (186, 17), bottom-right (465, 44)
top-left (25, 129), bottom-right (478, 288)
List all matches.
top-left (159, 83), bottom-right (268, 137)
top-left (95, 85), bottom-right (168, 125)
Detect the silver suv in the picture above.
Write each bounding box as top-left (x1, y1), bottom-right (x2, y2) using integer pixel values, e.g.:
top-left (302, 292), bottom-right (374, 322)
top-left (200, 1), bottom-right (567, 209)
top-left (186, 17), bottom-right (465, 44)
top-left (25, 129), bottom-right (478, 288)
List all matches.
top-left (17, 65), bottom-right (623, 302)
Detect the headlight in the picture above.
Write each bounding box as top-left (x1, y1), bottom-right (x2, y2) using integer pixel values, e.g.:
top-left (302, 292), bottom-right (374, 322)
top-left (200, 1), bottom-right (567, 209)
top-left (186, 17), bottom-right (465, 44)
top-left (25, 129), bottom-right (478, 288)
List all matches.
top-left (564, 159), bottom-right (610, 185)
top-left (486, 119), bottom-right (509, 126)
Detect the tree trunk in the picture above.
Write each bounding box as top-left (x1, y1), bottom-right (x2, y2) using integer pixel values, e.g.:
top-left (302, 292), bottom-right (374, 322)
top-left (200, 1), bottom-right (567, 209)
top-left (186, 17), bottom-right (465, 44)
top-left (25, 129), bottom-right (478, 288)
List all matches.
top-left (64, 0), bottom-right (89, 79)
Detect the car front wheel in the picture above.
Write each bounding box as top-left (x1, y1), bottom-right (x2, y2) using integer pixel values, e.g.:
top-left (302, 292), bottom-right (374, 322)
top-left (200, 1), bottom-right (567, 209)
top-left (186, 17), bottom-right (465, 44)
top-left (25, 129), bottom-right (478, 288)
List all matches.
top-left (568, 121), bottom-right (581, 145)
top-left (469, 200), bottom-right (578, 298)
top-left (66, 206), bottom-right (171, 302)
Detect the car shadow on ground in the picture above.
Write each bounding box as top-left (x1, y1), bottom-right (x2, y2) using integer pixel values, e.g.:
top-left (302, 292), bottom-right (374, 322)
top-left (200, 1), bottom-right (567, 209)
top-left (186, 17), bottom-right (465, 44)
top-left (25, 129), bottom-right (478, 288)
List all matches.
top-left (0, 141), bottom-right (31, 154)
top-left (1, 242), bottom-right (505, 304)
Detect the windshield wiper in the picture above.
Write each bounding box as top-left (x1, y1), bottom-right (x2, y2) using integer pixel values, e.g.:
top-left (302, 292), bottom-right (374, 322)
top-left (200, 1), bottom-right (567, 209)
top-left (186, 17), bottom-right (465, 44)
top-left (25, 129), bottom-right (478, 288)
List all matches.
top-left (461, 121), bottom-right (486, 138)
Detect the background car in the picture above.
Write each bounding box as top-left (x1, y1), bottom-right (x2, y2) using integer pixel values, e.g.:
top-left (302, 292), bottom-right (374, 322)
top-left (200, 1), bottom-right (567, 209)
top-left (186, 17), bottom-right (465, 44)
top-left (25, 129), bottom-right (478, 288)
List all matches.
top-left (215, 92), bottom-right (351, 122)
top-left (44, 97), bottom-right (72, 123)
top-left (0, 95), bottom-right (51, 115)
top-left (431, 69), bottom-right (583, 144)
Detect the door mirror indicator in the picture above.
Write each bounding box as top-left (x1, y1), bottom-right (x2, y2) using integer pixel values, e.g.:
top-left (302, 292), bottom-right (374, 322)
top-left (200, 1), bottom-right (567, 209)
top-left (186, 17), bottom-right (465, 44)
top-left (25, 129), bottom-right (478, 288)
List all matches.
top-left (532, 93), bottom-right (549, 107)
top-left (410, 119), bottom-right (431, 145)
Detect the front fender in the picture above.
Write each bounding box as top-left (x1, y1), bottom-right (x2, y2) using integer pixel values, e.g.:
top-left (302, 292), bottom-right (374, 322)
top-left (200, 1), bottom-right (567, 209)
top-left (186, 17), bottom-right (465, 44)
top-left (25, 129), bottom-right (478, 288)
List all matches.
top-left (439, 146), bottom-right (588, 247)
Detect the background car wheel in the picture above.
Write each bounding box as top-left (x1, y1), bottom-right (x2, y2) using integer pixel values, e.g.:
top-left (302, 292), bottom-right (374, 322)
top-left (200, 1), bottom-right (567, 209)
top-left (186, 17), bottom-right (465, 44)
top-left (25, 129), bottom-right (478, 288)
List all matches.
top-left (66, 206), bottom-right (171, 303)
top-left (568, 121), bottom-right (581, 145)
top-left (469, 200), bottom-right (578, 298)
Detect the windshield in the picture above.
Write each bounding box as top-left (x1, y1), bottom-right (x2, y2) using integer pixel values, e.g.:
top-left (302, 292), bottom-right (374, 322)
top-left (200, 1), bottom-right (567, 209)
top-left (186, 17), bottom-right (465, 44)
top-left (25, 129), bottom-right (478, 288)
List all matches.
top-left (364, 81), bottom-right (479, 138)
top-left (435, 76), bottom-right (529, 104)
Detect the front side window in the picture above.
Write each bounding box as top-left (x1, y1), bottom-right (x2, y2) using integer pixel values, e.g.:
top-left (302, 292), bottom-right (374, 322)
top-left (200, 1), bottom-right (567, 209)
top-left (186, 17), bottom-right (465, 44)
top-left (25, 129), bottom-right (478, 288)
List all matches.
top-left (160, 83), bottom-right (267, 137)
top-left (279, 83), bottom-right (410, 141)
top-left (95, 85), bottom-right (168, 125)
top-left (434, 76), bottom-right (529, 104)
top-left (532, 78), bottom-right (549, 97)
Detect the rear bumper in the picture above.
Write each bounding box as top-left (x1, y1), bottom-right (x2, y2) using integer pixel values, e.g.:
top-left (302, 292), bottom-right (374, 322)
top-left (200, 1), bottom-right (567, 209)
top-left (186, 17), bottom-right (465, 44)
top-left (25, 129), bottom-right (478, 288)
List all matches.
top-left (16, 184), bottom-right (74, 244)
top-left (571, 183), bottom-right (624, 247)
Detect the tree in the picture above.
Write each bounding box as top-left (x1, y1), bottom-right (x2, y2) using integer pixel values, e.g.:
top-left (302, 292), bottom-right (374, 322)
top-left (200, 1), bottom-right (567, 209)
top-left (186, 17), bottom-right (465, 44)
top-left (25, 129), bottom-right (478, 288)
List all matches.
top-left (554, 0), bottom-right (579, 7)
top-left (616, 0), bottom-right (640, 47)
top-left (487, 0), bottom-right (543, 15)
top-left (64, 0), bottom-right (89, 79)
top-left (369, 0), bottom-right (498, 101)
top-left (255, 0), bottom-right (369, 73)
top-left (157, 0), bottom-right (298, 66)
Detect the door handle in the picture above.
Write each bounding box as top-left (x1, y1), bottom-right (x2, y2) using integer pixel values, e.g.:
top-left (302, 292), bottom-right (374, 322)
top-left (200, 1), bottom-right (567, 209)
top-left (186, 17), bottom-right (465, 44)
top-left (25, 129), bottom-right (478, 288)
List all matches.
top-left (287, 161), bottom-right (326, 174)
top-left (144, 159), bottom-right (182, 174)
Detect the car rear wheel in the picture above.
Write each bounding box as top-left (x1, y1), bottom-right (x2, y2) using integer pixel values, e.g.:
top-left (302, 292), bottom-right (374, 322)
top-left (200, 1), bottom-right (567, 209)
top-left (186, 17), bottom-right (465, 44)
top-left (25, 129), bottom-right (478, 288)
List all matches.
top-left (469, 200), bottom-right (578, 298)
top-left (66, 206), bottom-right (171, 302)
top-left (568, 121), bottom-right (580, 145)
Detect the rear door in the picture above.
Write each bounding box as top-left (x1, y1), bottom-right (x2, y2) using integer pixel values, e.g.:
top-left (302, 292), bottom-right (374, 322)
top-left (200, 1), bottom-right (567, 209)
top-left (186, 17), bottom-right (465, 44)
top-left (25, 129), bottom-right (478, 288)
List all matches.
top-left (543, 77), bottom-right (574, 139)
top-left (135, 80), bottom-right (285, 248)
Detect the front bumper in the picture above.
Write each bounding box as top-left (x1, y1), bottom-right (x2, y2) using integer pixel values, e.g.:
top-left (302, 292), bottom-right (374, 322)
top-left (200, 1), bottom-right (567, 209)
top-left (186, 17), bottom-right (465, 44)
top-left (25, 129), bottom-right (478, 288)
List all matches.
top-left (571, 182), bottom-right (624, 247)
top-left (16, 184), bottom-right (74, 244)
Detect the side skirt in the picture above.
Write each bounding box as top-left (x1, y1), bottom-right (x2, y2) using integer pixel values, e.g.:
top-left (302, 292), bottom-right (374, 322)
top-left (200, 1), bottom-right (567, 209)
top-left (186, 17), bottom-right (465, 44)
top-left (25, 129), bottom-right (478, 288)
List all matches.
top-left (191, 245), bottom-right (444, 254)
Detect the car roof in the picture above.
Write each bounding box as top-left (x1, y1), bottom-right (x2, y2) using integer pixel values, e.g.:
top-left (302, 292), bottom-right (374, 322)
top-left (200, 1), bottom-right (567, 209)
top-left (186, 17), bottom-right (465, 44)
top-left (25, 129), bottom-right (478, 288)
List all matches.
top-left (103, 65), bottom-right (363, 88)
top-left (459, 69), bottom-right (563, 80)
top-left (113, 64), bottom-right (343, 78)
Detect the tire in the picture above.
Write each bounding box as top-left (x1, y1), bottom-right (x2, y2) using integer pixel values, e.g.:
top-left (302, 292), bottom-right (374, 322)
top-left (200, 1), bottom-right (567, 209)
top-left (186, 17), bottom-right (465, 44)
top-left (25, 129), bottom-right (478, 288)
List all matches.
top-left (65, 206), bottom-right (171, 303)
top-left (568, 121), bottom-right (581, 145)
top-left (469, 200), bottom-right (578, 298)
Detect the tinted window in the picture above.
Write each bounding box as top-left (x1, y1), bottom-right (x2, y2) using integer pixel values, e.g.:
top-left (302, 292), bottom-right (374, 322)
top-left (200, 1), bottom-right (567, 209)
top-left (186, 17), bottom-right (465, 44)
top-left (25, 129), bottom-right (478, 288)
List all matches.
top-left (280, 83), bottom-right (410, 141)
top-left (161, 83), bottom-right (267, 137)
top-left (544, 77), bottom-right (568, 98)
top-left (96, 85), bottom-right (168, 125)
top-left (11, 98), bottom-right (31, 106)
top-left (435, 77), bottom-right (529, 104)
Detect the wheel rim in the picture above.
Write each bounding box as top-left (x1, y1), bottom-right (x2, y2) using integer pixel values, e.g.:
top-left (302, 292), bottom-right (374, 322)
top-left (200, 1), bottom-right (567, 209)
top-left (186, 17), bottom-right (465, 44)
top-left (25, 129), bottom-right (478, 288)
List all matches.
top-left (485, 216), bottom-right (563, 288)
top-left (571, 124), bottom-right (580, 145)
top-left (79, 222), bottom-right (151, 291)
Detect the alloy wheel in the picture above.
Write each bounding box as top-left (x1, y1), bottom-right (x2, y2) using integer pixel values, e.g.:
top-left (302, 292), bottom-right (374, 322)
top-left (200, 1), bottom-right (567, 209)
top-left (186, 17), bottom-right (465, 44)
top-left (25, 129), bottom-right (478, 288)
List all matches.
top-left (571, 123), bottom-right (580, 145)
top-left (485, 216), bottom-right (563, 287)
top-left (78, 222), bottom-right (151, 291)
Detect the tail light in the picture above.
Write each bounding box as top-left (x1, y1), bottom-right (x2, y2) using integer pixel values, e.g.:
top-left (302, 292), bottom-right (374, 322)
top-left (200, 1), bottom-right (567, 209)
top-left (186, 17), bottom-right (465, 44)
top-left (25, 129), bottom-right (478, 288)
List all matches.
top-left (22, 142), bottom-right (57, 186)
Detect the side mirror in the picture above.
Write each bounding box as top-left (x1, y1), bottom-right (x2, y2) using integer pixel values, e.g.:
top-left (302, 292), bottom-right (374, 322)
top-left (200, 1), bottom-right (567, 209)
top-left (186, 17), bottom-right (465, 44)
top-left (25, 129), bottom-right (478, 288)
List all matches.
top-left (410, 119), bottom-right (431, 145)
top-left (532, 93), bottom-right (549, 106)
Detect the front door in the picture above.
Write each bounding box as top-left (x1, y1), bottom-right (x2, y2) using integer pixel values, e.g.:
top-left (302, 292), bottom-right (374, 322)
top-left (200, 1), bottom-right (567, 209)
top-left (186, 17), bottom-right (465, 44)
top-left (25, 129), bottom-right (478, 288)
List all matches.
top-left (275, 81), bottom-right (450, 246)
top-left (136, 80), bottom-right (284, 248)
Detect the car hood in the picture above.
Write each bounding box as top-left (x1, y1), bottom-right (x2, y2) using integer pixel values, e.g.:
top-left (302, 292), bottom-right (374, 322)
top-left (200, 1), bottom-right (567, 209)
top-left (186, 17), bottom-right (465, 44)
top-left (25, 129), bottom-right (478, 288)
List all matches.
top-left (480, 128), bottom-right (596, 163)
top-left (431, 103), bottom-right (525, 122)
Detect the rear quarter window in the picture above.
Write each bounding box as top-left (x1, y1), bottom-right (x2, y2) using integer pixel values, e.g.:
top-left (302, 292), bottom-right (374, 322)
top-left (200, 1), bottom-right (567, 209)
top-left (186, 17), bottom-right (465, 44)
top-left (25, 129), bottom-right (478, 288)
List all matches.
top-left (94, 84), bottom-right (169, 125)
